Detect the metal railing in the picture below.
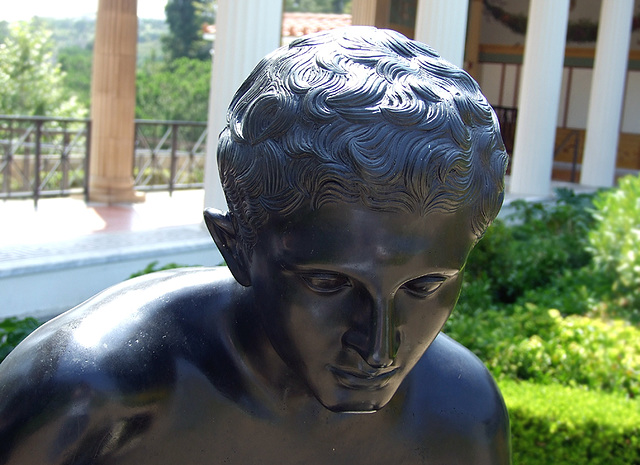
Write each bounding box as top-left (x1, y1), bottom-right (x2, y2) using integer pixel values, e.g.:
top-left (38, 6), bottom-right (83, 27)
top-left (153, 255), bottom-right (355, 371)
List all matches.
top-left (133, 120), bottom-right (207, 194)
top-left (0, 116), bottom-right (91, 206)
top-left (554, 129), bottom-right (582, 183)
top-left (0, 116), bottom-right (208, 206)
top-left (492, 106), bottom-right (518, 155)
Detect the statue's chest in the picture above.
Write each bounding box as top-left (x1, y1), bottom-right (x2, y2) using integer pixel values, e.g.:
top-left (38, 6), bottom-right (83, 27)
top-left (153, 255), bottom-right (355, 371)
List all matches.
top-left (115, 391), bottom-right (429, 465)
top-left (147, 412), bottom-right (426, 465)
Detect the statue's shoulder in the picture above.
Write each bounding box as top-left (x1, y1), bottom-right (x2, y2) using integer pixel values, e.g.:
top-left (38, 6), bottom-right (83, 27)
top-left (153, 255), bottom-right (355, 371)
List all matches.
top-left (0, 267), bottom-right (248, 463)
top-left (0, 266), bottom-right (241, 384)
top-left (400, 333), bottom-right (511, 464)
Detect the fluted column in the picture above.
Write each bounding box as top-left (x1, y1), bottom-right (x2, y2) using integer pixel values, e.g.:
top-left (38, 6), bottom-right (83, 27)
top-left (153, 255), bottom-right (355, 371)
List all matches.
top-left (580, 0), bottom-right (634, 188)
top-left (88, 0), bottom-right (141, 203)
top-left (203, 0), bottom-right (283, 210)
top-left (351, 0), bottom-right (379, 26)
top-left (509, 0), bottom-right (570, 196)
top-left (414, 0), bottom-right (469, 68)
top-left (464, 0), bottom-right (484, 79)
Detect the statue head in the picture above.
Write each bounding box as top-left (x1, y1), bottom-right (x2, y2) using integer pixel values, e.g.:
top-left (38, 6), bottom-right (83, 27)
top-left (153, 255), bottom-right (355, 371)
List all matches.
top-left (205, 27), bottom-right (508, 413)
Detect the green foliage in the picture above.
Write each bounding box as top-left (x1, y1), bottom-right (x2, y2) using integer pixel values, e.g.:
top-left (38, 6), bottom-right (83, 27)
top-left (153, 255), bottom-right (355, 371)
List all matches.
top-left (128, 261), bottom-right (195, 279)
top-left (284, 0), bottom-right (352, 13)
top-left (7, 18), bottom-right (167, 112)
top-left (500, 379), bottom-right (640, 465)
top-left (40, 17), bottom-right (95, 50)
top-left (446, 302), bottom-right (640, 397)
top-left (0, 317), bottom-right (40, 363)
top-left (0, 20), bottom-right (87, 117)
top-left (57, 45), bottom-right (93, 110)
top-left (589, 174), bottom-right (640, 312)
top-left (448, 183), bottom-right (640, 399)
top-left (37, 17), bottom-right (167, 65)
top-left (0, 21), bottom-right (10, 43)
top-left (466, 189), bottom-right (595, 304)
top-left (162, 0), bottom-right (213, 61)
top-left (136, 57), bottom-right (211, 121)
top-left (137, 19), bottom-right (169, 64)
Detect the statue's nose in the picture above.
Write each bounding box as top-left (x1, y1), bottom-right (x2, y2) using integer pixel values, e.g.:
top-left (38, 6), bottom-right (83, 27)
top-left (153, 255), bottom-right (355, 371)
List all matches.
top-left (343, 294), bottom-right (397, 368)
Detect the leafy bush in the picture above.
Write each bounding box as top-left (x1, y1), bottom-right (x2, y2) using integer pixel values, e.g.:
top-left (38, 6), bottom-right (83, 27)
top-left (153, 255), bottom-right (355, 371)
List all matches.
top-left (501, 379), bottom-right (640, 465)
top-left (0, 317), bottom-right (40, 363)
top-left (136, 57), bottom-right (211, 122)
top-left (465, 189), bottom-right (595, 304)
top-left (589, 174), bottom-right (640, 316)
top-left (446, 301), bottom-right (640, 397)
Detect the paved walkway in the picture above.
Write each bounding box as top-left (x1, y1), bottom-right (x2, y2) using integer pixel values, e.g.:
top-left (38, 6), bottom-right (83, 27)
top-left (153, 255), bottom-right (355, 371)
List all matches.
top-left (0, 190), bottom-right (212, 269)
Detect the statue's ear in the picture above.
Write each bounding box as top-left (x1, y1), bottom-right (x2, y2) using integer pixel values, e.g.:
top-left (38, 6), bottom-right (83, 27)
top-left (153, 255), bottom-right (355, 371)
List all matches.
top-left (204, 208), bottom-right (251, 287)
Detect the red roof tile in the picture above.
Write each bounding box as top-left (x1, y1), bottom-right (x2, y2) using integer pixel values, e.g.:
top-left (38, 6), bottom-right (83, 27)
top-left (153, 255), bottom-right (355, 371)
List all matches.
top-left (203, 12), bottom-right (352, 38)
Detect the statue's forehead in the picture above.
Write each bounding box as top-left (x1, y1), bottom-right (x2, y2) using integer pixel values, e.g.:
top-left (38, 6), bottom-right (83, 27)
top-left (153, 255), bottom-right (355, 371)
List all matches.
top-left (259, 202), bottom-right (475, 270)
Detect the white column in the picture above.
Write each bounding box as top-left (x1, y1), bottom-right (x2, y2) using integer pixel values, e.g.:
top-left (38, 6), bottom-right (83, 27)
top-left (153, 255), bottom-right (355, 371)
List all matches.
top-left (203, 0), bottom-right (283, 210)
top-left (414, 0), bottom-right (469, 68)
top-left (580, 0), bottom-right (634, 188)
top-left (509, 0), bottom-right (569, 197)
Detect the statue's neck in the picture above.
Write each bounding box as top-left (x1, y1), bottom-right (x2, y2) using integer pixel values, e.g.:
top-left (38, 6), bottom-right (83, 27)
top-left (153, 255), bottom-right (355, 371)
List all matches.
top-left (222, 294), bottom-right (316, 416)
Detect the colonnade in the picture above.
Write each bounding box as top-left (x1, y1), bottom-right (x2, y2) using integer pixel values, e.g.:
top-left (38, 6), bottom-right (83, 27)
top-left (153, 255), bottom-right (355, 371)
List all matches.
top-left (90, 0), bottom-right (635, 205)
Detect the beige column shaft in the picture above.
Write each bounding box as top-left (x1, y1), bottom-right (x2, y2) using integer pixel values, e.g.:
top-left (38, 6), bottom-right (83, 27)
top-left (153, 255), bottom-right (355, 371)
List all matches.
top-left (203, 0), bottom-right (283, 210)
top-left (509, 0), bottom-right (569, 197)
top-left (351, 0), bottom-right (378, 25)
top-left (351, 0), bottom-right (391, 28)
top-left (89, 0), bottom-right (140, 203)
top-left (580, 0), bottom-right (634, 188)
top-left (414, 0), bottom-right (469, 68)
top-left (464, 0), bottom-right (483, 79)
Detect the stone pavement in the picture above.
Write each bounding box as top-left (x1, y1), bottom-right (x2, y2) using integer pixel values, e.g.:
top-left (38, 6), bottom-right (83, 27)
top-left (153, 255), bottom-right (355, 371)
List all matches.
top-left (0, 190), bottom-right (222, 318)
top-left (0, 190), bottom-right (211, 267)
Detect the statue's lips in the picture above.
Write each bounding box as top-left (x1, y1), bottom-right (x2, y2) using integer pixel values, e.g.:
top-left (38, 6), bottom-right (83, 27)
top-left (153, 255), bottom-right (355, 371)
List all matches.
top-left (328, 365), bottom-right (399, 391)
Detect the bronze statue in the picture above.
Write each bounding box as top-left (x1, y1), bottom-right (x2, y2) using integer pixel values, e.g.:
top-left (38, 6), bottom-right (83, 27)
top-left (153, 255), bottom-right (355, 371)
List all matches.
top-left (0, 27), bottom-right (510, 464)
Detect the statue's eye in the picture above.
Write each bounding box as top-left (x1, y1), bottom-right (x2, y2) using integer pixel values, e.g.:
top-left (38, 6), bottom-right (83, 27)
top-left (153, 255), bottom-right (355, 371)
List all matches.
top-left (401, 275), bottom-right (447, 298)
top-left (300, 272), bottom-right (351, 294)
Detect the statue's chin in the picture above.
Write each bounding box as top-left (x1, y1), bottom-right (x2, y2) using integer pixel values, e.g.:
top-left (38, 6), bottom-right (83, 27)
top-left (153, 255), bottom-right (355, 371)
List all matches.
top-left (318, 395), bottom-right (391, 414)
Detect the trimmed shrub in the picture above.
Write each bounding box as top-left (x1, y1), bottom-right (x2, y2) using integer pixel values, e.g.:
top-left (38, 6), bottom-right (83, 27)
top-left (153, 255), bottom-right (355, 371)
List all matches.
top-left (466, 189), bottom-right (595, 304)
top-left (589, 174), bottom-right (640, 320)
top-left (445, 304), bottom-right (640, 398)
top-left (0, 317), bottom-right (40, 363)
top-left (500, 379), bottom-right (640, 465)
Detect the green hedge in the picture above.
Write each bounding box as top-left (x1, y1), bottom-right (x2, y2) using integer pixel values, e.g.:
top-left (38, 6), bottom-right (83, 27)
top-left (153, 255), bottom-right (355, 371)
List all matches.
top-left (445, 302), bottom-right (640, 398)
top-left (589, 174), bottom-right (640, 318)
top-left (501, 379), bottom-right (640, 465)
top-left (0, 317), bottom-right (40, 362)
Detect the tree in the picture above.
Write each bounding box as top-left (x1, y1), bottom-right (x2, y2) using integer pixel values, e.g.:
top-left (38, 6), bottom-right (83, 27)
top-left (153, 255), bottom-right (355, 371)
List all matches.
top-left (162, 0), bottom-right (214, 61)
top-left (58, 45), bottom-right (93, 110)
top-left (136, 57), bottom-right (211, 121)
top-left (0, 20), bottom-right (86, 117)
top-left (284, 0), bottom-right (351, 14)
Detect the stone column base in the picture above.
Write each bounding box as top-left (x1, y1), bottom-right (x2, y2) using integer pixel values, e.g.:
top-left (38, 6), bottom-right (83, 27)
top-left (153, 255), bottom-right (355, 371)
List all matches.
top-left (88, 176), bottom-right (145, 204)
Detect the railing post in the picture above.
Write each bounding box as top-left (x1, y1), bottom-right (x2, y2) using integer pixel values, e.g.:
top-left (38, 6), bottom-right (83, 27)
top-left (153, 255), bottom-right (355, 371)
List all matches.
top-left (61, 123), bottom-right (70, 193)
top-left (169, 123), bottom-right (178, 196)
top-left (84, 119), bottom-right (92, 203)
top-left (2, 120), bottom-right (12, 196)
top-left (34, 120), bottom-right (42, 209)
top-left (132, 121), bottom-right (138, 185)
top-left (570, 131), bottom-right (579, 183)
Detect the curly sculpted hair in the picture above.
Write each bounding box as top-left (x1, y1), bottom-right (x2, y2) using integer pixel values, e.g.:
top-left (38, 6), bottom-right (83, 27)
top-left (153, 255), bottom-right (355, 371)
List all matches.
top-left (217, 27), bottom-right (508, 248)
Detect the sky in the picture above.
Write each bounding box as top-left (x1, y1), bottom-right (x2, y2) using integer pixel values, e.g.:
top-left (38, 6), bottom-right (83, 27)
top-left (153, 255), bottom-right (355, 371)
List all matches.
top-left (1, 0), bottom-right (168, 21)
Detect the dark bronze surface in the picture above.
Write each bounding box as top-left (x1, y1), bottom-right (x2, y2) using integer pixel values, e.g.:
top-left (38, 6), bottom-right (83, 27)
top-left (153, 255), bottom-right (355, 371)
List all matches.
top-left (0, 27), bottom-right (510, 464)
